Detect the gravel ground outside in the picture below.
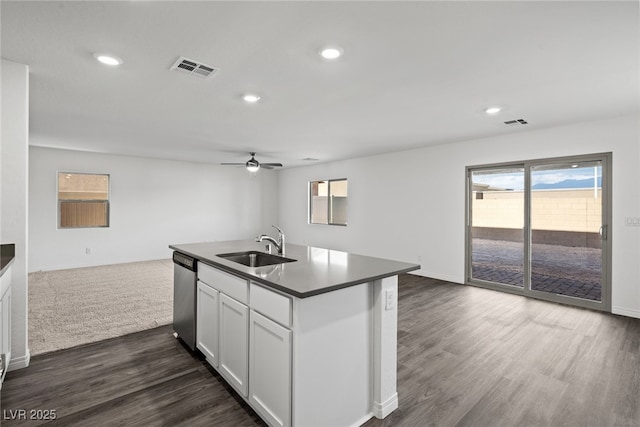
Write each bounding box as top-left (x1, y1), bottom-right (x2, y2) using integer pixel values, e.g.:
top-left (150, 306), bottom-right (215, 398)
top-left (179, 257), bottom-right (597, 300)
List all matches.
top-left (471, 238), bottom-right (602, 301)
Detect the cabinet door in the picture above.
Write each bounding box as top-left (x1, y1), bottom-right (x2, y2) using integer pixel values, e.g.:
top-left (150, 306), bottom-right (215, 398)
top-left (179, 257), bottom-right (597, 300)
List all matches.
top-left (249, 310), bottom-right (292, 427)
top-left (219, 293), bottom-right (249, 397)
top-left (1, 287), bottom-right (11, 369)
top-left (0, 294), bottom-right (3, 362)
top-left (196, 281), bottom-right (219, 368)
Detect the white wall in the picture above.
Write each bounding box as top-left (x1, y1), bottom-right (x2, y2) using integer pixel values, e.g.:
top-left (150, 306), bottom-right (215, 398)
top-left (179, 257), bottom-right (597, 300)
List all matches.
top-left (1, 59), bottom-right (30, 369)
top-left (277, 114), bottom-right (640, 318)
top-left (29, 147), bottom-right (279, 271)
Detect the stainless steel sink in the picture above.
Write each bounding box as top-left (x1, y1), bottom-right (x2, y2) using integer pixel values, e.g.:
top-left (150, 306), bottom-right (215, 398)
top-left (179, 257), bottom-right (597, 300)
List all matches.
top-left (217, 251), bottom-right (296, 267)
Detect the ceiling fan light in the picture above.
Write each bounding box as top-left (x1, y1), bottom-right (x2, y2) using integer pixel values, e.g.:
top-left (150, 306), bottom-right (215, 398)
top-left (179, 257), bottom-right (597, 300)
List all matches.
top-left (246, 159), bottom-right (260, 172)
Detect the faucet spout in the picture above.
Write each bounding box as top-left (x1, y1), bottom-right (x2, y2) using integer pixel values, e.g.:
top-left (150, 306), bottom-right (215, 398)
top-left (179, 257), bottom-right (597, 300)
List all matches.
top-left (255, 226), bottom-right (285, 256)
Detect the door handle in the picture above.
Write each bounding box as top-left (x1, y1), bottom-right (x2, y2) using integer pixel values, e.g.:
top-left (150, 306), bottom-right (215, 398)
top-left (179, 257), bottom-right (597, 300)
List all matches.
top-left (599, 225), bottom-right (607, 240)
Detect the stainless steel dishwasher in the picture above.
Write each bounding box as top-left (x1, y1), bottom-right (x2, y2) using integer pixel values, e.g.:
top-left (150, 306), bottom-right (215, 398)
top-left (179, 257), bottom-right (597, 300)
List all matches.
top-left (172, 251), bottom-right (197, 350)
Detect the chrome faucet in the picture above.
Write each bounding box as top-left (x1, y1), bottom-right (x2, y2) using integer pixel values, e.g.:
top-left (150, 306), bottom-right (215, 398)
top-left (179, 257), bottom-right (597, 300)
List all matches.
top-left (256, 225), bottom-right (286, 256)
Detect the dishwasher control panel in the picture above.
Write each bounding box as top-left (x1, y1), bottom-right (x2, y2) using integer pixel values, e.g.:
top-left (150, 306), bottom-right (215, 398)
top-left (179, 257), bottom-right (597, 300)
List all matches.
top-left (173, 251), bottom-right (197, 271)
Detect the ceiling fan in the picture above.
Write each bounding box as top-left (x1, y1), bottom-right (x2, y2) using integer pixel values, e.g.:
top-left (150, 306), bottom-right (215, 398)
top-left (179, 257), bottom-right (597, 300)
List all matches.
top-left (221, 152), bottom-right (283, 172)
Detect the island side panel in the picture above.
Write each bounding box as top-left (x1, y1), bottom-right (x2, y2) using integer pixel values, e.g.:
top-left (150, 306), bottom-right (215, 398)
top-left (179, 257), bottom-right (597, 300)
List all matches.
top-left (373, 275), bottom-right (399, 418)
top-left (292, 282), bottom-right (374, 427)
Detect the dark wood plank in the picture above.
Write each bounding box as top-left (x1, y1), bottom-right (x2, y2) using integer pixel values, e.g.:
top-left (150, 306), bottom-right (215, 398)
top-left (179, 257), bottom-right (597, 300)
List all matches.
top-left (1, 327), bottom-right (265, 426)
top-left (363, 275), bottom-right (640, 427)
top-left (2, 275), bottom-right (639, 426)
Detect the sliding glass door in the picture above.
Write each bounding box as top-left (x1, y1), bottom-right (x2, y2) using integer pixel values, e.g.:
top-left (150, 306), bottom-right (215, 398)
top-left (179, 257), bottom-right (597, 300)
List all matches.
top-left (466, 153), bottom-right (611, 311)
top-left (530, 161), bottom-right (604, 302)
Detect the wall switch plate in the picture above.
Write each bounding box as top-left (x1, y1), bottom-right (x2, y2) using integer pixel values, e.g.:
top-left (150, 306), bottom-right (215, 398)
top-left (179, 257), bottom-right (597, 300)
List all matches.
top-left (625, 217), bottom-right (640, 226)
top-left (385, 289), bottom-right (395, 311)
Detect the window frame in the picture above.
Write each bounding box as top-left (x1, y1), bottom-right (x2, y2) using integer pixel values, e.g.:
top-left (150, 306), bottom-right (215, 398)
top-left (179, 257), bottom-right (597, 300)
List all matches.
top-left (308, 178), bottom-right (348, 226)
top-left (57, 172), bottom-right (111, 229)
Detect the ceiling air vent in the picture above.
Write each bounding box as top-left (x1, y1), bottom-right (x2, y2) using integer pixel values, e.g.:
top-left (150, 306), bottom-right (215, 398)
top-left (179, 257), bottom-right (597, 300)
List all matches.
top-left (503, 119), bottom-right (528, 126)
top-left (170, 56), bottom-right (219, 79)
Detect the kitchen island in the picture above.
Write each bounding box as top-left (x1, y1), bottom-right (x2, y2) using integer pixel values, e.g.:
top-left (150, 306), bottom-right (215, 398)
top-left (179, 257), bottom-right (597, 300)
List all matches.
top-left (1, 244), bottom-right (15, 390)
top-left (170, 240), bottom-right (419, 427)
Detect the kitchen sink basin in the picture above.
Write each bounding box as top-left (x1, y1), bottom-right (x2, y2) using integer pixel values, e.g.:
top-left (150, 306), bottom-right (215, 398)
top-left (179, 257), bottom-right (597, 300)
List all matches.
top-left (217, 251), bottom-right (296, 267)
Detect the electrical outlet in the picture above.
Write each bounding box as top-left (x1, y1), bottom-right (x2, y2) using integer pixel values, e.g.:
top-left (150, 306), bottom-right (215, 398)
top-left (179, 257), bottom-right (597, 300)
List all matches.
top-left (385, 289), bottom-right (395, 311)
top-left (86, 247), bottom-right (92, 254)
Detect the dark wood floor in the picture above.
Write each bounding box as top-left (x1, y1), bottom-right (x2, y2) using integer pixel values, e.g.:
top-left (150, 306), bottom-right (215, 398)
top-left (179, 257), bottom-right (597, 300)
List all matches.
top-left (2, 275), bottom-right (639, 426)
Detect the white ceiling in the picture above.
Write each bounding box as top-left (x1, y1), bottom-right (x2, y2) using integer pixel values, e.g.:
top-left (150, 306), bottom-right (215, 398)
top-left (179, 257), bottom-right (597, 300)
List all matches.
top-left (1, 1), bottom-right (638, 168)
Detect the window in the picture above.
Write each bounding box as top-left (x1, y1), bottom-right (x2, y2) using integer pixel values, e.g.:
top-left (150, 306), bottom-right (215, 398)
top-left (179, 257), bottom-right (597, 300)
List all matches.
top-left (309, 179), bottom-right (348, 226)
top-left (58, 172), bottom-right (110, 228)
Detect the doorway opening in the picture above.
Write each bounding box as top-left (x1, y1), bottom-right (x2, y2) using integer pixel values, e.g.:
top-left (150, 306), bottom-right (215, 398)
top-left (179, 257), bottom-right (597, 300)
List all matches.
top-left (466, 153), bottom-right (611, 311)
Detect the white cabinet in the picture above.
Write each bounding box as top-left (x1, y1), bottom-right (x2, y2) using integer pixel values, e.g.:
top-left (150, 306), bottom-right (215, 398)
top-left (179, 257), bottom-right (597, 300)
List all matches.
top-left (2, 287), bottom-right (12, 364)
top-left (197, 263), bottom-right (250, 397)
top-left (190, 255), bottom-right (399, 427)
top-left (0, 266), bottom-right (12, 385)
top-left (219, 293), bottom-right (249, 397)
top-left (250, 283), bottom-right (291, 328)
top-left (197, 264), bottom-right (291, 424)
top-left (199, 263), bottom-right (248, 304)
top-left (196, 281), bottom-right (219, 367)
top-left (249, 310), bottom-right (291, 427)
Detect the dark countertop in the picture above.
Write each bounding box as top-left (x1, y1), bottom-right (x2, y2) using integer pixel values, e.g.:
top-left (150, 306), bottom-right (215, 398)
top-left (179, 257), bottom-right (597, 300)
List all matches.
top-left (170, 240), bottom-right (420, 298)
top-left (0, 244), bottom-right (16, 278)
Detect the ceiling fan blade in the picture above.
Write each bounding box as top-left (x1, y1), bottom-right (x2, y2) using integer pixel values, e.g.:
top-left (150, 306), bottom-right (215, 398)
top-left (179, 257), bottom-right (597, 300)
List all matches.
top-left (221, 153), bottom-right (283, 170)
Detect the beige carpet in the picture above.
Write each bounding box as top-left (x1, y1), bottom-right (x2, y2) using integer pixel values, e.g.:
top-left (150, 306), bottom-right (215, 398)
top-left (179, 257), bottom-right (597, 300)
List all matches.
top-left (28, 259), bottom-right (174, 355)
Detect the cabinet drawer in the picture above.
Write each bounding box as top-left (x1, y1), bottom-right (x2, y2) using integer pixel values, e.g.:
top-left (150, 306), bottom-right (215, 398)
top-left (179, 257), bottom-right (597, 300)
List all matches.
top-left (250, 283), bottom-right (292, 328)
top-left (199, 263), bottom-right (248, 304)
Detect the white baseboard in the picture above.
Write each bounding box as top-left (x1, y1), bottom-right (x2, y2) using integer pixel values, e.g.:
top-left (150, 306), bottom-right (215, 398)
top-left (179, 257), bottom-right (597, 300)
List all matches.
top-left (350, 412), bottom-right (374, 427)
top-left (408, 270), bottom-right (463, 284)
top-left (8, 350), bottom-right (30, 371)
top-left (29, 257), bottom-right (172, 273)
top-left (612, 306), bottom-right (640, 319)
top-left (373, 392), bottom-right (399, 419)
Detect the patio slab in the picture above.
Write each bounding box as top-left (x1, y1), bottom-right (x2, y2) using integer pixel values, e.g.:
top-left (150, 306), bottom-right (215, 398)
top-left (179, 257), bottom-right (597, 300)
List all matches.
top-left (471, 238), bottom-right (602, 301)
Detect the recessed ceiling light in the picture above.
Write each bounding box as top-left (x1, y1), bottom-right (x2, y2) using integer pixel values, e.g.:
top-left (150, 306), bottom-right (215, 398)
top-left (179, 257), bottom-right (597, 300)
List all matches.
top-left (243, 94), bottom-right (261, 103)
top-left (319, 46), bottom-right (343, 60)
top-left (485, 107), bottom-right (501, 115)
top-left (94, 53), bottom-right (123, 66)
